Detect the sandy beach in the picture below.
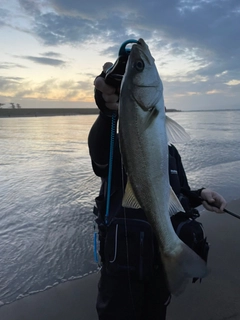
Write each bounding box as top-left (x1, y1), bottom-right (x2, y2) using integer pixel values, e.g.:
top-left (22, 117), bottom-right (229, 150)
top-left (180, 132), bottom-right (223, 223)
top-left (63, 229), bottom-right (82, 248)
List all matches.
top-left (0, 198), bottom-right (239, 320)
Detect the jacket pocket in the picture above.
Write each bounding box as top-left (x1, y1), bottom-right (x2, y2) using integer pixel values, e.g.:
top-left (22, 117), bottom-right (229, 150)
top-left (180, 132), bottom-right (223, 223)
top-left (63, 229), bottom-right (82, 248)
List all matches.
top-left (104, 218), bottom-right (154, 281)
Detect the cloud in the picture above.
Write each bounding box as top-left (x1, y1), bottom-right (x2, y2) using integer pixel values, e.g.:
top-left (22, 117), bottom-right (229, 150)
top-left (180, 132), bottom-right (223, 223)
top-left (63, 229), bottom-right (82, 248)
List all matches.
top-left (18, 0), bottom-right (42, 16)
top-left (2, 0), bottom-right (239, 109)
top-left (0, 75), bottom-right (93, 103)
top-left (0, 62), bottom-right (26, 69)
top-left (17, 0), bottom-right (239, 77)
top-left (0, 8), bottom-right (9, 20)
top-left (41, 51), bottom-right (62, 57)
top-left (225, 80), bottom-right (240, 86)
top-left (0, 76), bottom-right (26, 100)
top-left (37, 14), bottom-right (97, 45)
top-left (21, 56), bottom-right (66, 66)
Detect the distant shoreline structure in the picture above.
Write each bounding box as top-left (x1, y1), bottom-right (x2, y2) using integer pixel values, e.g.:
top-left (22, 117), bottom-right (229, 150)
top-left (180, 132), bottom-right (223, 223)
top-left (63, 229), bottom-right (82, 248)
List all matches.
top-left (166, 108), bottom-right (181, 113)
top-left (0, 108), bottom-right (181, 118)
top-left (0, 108), bottom-right (99, 118)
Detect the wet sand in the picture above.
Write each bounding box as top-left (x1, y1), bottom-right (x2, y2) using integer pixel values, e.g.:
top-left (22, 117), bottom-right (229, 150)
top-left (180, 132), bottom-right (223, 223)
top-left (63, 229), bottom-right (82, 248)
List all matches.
top-left (167, 198), bottom-right (240, 320)
top-left (0, 199), bottom-right (239, 320)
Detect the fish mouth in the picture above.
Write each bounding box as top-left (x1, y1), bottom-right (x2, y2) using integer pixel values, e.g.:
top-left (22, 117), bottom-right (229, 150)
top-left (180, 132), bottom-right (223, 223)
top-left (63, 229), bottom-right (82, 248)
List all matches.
top-left (136, 38), bottom-right (148, 48)
top-left (131, 38), bottom-right (153, 65)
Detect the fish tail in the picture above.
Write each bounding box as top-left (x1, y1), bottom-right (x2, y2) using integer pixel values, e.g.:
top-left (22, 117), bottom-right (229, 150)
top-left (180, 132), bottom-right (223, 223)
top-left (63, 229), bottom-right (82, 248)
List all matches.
top-left (162, 242), bottom-right (208, 295)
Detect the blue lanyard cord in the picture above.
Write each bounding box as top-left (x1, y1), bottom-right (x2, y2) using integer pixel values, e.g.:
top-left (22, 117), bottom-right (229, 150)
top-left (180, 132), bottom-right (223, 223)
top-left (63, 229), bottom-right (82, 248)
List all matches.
top-left (105, 112), bottom-right (117, 225)
top-left (93, 226), bottom-right (99, 264)
top-left (93, 112), bottom-right (117, 264)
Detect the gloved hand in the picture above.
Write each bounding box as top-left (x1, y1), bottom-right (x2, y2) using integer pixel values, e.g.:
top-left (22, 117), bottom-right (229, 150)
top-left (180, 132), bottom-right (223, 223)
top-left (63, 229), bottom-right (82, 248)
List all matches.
top-left (200, 188), bottom-right (227, 213)
top-left (94, 76), bottom-right (119, 111)
top-left (94, 63), bottom-right (119, 115)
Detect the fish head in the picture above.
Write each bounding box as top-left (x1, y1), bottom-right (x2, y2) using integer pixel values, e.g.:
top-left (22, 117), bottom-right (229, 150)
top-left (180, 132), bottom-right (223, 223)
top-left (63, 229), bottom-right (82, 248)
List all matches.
top-left (122, 38), bottom-right (164, 112)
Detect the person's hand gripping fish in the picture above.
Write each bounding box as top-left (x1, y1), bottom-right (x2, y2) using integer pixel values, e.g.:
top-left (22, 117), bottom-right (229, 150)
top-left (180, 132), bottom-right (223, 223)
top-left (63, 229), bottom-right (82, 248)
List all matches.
top-left (94, 62), bottom-right (119, 112)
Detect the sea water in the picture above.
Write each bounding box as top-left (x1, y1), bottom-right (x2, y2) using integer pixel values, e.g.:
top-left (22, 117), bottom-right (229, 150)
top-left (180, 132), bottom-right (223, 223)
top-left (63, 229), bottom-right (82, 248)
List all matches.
top-left (0, 110), bottom-right (239, 305)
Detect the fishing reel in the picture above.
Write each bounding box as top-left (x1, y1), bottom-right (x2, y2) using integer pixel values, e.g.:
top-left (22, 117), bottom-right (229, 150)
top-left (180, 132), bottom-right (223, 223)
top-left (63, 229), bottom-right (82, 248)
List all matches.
top-left (105, 39), bottom-right (138, 90)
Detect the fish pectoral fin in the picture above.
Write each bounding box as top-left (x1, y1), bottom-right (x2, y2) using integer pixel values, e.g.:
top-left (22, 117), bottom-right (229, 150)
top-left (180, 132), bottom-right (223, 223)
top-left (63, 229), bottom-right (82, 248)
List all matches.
top-left (169, 187), bottom-right (185, 216)
top-left (122, 179), bottom-right (141, 209)
top-left (165, 115), bottom-right (191, 143)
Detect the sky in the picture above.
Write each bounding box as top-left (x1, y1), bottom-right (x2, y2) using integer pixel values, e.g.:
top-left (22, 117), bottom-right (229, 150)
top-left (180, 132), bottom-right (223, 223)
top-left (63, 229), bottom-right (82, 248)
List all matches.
top-left (0, 0), bottom-right (239, 111)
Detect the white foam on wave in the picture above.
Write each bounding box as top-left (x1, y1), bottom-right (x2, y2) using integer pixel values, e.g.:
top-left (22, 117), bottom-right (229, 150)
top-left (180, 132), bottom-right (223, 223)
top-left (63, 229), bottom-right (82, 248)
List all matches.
top-left (0, 269), bottom-right (99, 308)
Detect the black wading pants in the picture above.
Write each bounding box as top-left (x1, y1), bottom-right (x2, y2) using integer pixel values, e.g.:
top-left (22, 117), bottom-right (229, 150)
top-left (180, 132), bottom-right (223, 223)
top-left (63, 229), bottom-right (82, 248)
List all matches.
top-left (96, 264), bottom-right (170, 320)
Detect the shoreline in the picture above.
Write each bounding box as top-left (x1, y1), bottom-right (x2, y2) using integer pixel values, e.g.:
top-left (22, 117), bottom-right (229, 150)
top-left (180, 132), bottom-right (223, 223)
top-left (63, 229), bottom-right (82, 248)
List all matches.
top-left (0, 198), bottom-right (239, 320)
top-left (0, 108), bottom-right (99, 118)
top-left (0, 108), bottom-right (181, 118)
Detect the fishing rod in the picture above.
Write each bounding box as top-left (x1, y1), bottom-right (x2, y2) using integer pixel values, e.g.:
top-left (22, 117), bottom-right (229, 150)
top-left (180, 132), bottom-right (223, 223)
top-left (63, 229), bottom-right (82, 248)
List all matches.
top-left (223, 208), bottom-right (240, 220)
top-left (204, 199), bottom-right (240, 220)
top-left (184, 189), bottom-right (240, 220)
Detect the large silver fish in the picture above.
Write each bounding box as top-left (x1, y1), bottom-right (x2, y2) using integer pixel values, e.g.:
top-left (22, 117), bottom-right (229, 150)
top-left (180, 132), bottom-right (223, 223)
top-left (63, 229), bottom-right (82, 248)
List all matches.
top-left (119, 38), bottom-right (207, 295)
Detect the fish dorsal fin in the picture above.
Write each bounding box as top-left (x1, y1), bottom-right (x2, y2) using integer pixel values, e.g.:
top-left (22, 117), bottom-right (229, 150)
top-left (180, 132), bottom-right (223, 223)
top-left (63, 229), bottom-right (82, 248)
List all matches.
top-left (122, 178), bottom-right (141, 209)
top-left (169, 186), bottom-right (185, 216)
top-left (165, 115), bottom-right (190, 143)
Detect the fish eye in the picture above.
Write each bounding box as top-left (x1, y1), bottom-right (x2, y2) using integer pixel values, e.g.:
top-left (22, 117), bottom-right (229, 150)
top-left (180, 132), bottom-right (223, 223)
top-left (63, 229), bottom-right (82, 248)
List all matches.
top-left (134, 59), bottom-right (144, 71)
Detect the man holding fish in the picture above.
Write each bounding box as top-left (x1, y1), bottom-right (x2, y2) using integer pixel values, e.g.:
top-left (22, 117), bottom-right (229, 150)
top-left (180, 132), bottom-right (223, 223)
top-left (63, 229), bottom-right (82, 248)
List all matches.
top-left (88, 39), bottom-right (226, 320)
